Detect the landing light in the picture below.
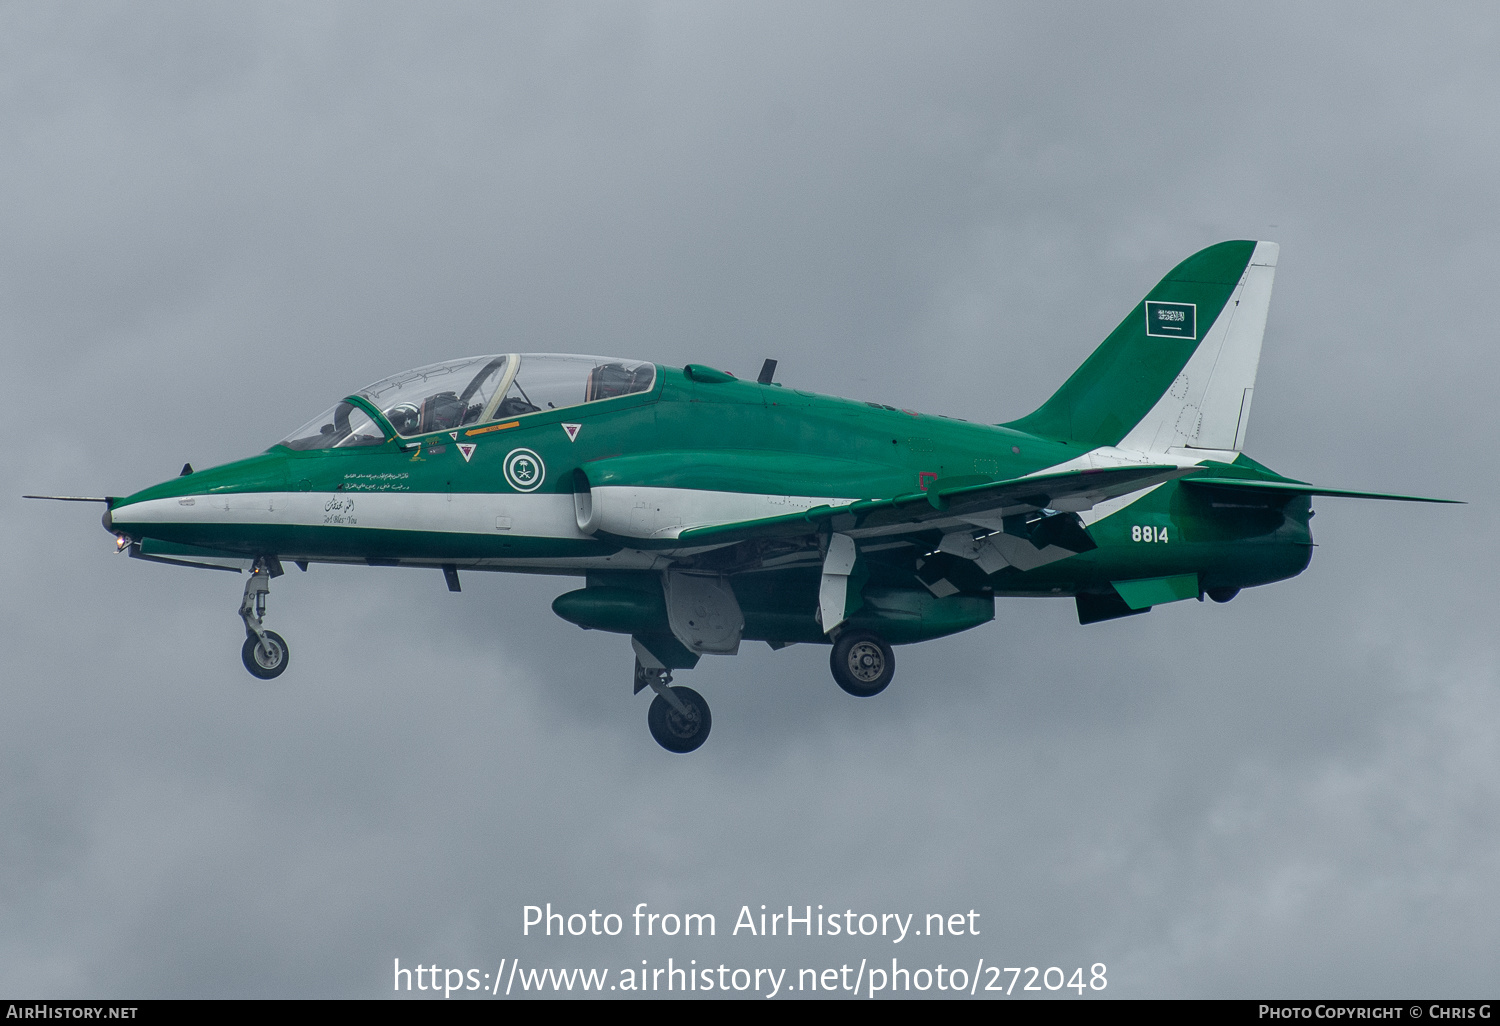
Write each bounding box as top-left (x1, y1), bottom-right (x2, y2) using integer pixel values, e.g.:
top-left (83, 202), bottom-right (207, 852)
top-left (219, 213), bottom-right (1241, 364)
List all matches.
top-left (115, 534), bottom-right (129, 552)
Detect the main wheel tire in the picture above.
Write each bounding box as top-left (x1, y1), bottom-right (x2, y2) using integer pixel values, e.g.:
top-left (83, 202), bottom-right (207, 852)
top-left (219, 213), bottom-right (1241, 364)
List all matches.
top-left (830, 631), bottom-right (894, 697)
top-left (647, 685), bottom-right (711, 753)
top-left (241, 631), bottom-right (290, 679)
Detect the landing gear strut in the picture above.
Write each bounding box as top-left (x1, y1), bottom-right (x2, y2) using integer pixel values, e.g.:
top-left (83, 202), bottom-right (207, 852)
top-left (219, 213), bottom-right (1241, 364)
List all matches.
top-left (239, 559), bottom-right (289, 679)
top-left (830, 630), bottom-right (894, 697)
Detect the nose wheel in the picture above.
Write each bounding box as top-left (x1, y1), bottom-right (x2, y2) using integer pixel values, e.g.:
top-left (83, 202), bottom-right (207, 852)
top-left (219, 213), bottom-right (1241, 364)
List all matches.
top-left (646, 685), bottom-right (712, 754)
top-left (634, 656), bottom-right (712, 753)
top-left (238, 559), bottom-right (290, 679)
top-left (242, 631), bottom-right (290, 679)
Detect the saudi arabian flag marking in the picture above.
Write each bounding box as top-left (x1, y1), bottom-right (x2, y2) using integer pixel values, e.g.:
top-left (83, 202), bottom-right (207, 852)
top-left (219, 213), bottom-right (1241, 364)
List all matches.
top-left (1145, 301), bottom-right (1196, 339)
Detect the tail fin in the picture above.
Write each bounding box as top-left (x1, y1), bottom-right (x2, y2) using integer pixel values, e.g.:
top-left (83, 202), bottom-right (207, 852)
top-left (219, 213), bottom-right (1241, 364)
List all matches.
top-left (1005, 240), bottom-right (1278, 453)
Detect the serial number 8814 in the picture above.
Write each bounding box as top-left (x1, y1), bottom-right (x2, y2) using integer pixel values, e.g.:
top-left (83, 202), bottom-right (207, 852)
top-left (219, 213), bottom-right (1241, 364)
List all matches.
top-left (1131, 525), bottom-right (1168, 543)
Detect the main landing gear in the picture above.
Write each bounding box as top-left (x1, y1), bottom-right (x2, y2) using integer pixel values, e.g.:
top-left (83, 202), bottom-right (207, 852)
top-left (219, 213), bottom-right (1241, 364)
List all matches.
top-left (830, 630), bottom-right (895, 697)
top-left (628, 628), bottom-right (897, 752)
top-left (239, 558), bottom-right (289, 679)
top-left (635, 660), bottom-right (711, 754)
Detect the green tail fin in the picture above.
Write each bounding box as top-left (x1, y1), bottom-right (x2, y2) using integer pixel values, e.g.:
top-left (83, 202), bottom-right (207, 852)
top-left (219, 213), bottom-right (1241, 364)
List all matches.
top-left (1006, 240), bottom-right (1277, 452)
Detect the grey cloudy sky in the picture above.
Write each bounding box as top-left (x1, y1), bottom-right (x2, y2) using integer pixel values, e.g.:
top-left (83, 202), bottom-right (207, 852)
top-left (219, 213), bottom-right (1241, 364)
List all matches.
top-left (2, 0), bottom-right (1496, 999)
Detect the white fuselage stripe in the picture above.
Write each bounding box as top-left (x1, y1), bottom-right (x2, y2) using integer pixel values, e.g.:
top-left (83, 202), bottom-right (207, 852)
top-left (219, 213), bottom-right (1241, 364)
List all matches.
top-left (585, 485), bottom-right (856, 538)
top-left (115, 492), bottom-right (588, 538)
top-left (112, 487), bottom-right (863, 541)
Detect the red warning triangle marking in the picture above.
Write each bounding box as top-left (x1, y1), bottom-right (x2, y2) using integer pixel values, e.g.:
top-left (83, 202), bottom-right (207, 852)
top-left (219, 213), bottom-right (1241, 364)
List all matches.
top-left (562, 423), bottom-right (581, 442)
top-left (457, 443), bottom-right (476, 462)
top-left (449, 431), bottom-right (458, 440)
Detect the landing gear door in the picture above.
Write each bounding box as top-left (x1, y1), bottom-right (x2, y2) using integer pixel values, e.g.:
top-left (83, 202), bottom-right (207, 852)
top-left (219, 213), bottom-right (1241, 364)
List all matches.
top-left (663, 572), bottom-right (744, 655)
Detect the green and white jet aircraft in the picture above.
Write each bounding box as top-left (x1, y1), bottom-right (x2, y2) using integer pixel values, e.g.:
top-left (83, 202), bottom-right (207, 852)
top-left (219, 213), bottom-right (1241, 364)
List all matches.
top-left (29, 240), bottom-right (1455, 752)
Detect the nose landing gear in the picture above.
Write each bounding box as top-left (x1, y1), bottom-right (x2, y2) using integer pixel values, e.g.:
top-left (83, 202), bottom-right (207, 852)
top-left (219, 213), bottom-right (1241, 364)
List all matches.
top-left (634, 657), bottom-right (711, 753)
top-left (239, 559), bottom-right (289, 679)
top-left (646, 685), bottom-right (712, 754)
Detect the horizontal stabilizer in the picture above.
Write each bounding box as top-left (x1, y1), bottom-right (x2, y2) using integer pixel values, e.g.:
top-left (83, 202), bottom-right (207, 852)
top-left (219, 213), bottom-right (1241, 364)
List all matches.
top-left (1183, 477), bottom-right (1460, 504)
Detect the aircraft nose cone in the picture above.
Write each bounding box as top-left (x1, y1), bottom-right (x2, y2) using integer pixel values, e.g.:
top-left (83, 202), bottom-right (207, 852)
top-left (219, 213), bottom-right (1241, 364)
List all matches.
top-left (100, 506), bottom-right (113, 533)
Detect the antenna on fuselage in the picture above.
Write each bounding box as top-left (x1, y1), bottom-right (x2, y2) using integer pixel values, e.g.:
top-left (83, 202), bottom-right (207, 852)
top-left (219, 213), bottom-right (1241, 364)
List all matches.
top-left (757, 359), bottom-right (778, 385)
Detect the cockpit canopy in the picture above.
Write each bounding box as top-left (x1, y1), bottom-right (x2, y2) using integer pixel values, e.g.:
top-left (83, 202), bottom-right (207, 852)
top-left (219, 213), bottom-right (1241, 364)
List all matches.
top-left (279, 353), bottom-right (655, 451)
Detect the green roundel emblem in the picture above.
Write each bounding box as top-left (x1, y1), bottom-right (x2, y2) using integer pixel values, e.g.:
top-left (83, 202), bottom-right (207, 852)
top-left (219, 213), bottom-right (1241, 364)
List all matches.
top-left (504, 448), bottom-right (545, 492)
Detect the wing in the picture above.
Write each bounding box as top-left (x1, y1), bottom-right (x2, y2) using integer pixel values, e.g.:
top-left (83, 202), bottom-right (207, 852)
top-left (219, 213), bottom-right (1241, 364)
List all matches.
top-left (675, 463), bottom-right (1196, 547)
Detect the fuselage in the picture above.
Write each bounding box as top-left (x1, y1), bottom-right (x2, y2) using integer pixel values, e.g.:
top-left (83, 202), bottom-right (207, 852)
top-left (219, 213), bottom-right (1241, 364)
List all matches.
top-left (106, 359), bottom-right (1313, 611)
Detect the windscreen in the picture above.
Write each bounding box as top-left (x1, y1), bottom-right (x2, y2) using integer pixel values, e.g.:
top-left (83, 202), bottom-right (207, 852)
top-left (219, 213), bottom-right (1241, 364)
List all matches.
top-left (279, 401), bottom-right (386, 451)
